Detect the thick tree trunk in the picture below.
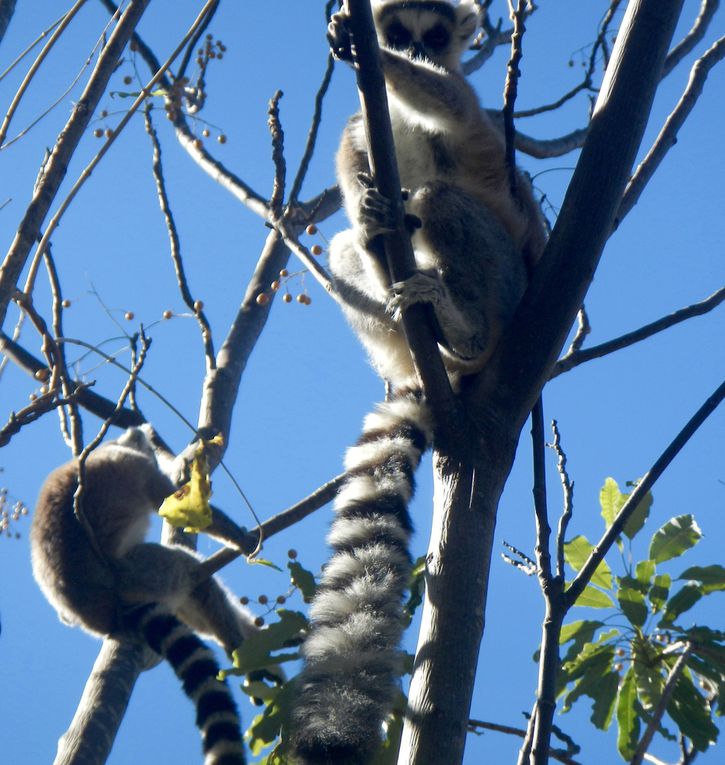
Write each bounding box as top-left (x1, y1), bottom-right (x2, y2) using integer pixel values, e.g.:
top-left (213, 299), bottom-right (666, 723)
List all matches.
top-left (399, 2), bottom-right (686, 763)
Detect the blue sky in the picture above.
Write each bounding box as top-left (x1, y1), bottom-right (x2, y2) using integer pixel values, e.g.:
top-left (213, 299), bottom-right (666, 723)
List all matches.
top-left (0, 2), bottom-right (723, 763)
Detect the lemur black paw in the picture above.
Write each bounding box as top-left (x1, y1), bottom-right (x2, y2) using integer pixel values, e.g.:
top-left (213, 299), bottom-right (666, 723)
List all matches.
top-left (328, 11), bottom-right (354, 63)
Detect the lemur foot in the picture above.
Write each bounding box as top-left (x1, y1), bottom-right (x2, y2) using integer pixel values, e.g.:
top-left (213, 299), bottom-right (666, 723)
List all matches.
top-left (387, 271), bottom-right (444, 321)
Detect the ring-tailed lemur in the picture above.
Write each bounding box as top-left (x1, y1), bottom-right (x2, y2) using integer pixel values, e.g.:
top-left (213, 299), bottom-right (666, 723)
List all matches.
top-left (290, 2), bottom-right (546, 763)
top-left (31, 426), bottom-right (256, 765)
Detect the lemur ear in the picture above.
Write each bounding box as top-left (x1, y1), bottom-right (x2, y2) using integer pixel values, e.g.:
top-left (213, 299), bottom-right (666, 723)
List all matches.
top-left (457, 6), bottom-right (481, 43)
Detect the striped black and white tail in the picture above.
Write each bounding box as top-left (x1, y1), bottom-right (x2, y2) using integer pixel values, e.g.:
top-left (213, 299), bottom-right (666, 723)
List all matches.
top-left (291, 392), bottom-right (433, 764)
top-left (128, 604), bottom-right (246, 765)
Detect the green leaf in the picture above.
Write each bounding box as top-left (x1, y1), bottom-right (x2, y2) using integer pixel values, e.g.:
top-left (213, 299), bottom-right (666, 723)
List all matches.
top-left (617, 577), bottom-right (648, 628)
top-left (632, 638), bottom-right (665, 710)
top-left (649, 515), bottom-right (702, 563)
top-left (660, 582), bottom-right (704, 626)
top-left (667, 672), bottom-right (719, 752)
top-left (600, 477), bottom-right (626, 529)
top-left (404, 555), bottom-right (427, 623)
top-left (227, 610), bottom-right (307, 676)
top-left (573, 585), bottom-right (615, 609)
top-left (250, 558), bottom-right (284, 572)
top-left (561, 643), bottom-right (616, 712)
top-left (649, 573), bottom-right (671, 614)
top-left (564, 535), bottom-right (612, 589)
top-left (288, 560), bottom-right (317, 600)
top-left (245, 682), bottom-right (295, 755)
top-left (678, 565), bottom-right (725, 593)
top-left (591, 670), bottom-right (620, 730)
top-left (635, 560), bottom-right (656, 591)
top-left (559, 631), bottom-right (618, 699)
top-left (622, 488), bottom-right (652, 540)
top-left (598, 477), bottom-right (652, 540)
top-left (616, 666), bottom-right (640, 760)
top-left (559, 620), bottom-right (606, 668)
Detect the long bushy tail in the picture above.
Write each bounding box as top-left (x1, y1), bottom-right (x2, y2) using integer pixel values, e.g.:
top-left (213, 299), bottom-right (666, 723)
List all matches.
top-left (291, 392), bottom-right (433, 765)
top-left (128, 604), bottom-right (246, 765)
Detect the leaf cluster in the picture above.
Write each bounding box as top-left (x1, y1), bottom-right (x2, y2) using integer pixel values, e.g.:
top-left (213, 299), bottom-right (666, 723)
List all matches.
top-left (556, 479), bottom-right (724, 760)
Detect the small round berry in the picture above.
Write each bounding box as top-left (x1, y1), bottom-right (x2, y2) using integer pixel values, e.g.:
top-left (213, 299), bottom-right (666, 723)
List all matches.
top-left (282, 293), bottom-right (292, 304)
top-left (162, 310), bottom-right (173, 320)
top-left (123, 75), bottom-right (133, 85)
top-left (240, 596), bottom-right (250, 605)
top-left (258, 595), bottom-right (269, 605)
top-left (202, 128), bottom-right (210, 138)
top-left (93, 128), bottom-right (103, 138)
top-left (100, 110), bottom-right (109, 118)
top-left (104, 128), bottom-right (113, 138)
top-left (217, 134), bottom-right (227, 144)
top-left (270, 280), bottom-right (280, 291)
top-left (61, 299), bottom-right (71, 308)
top-left (34, 368), bottom-right (50, 382)
top-left (124, 311), bottom-right (134, 321)
top-left (279, 269), bottom-right (289, 277)
top-left (193, 300), bottom-right (204, 312)
top-left (276, 595), bottom-right (286, 605)
top-left (256, 293), bottom-right (269, 306)
top-left (254, 616), bottom-right (265, 627)
top-left (310, 244), bottom-right (323, 256)
top-left (305, 224), bottom-right (318, 235)
top-left (296, 294), bottom-right (305, 304)
top-left (193, 138), bottom-right (203, 150)
top-left (29, 393), bottom-right (37, 401)
top-left (288, 549), bottom-right (298, 559)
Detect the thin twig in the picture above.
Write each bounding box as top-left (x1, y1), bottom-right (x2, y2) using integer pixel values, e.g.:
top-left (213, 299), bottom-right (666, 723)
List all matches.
top-left (663, 0), bottom-right (720, 77)
top-left (267, 90), bottom-right (286, 216)
top-left (550, 420), bottom-right (574, 581)
top-left (468, 718), bottom-right (583, 765)
top-left (0, 0), bottom-right (152, 330)
top-left (29, 0), bottom-right (221, 277)
top-left (0, 0), bottom-right (88, 147)
top-left (502, 0), bottom-right (527, 196)
top-left (144, 107), bottom-right (215, 368)
top-left (196, 471), bottom-right (346, 578)
top-left (44, 246), bottom-right (83, 453)
top-left (0, 331), bottom-right (144, 427)
top-left (288, 27), bottom-right (336, 204)
top-left (618, 35), bottom-right (725, 226)
top-left (0, 6), bottom-right (65, 82)
top-left (175, 0), bottom-right (220, 80)
top-left (552, 287), bottom-right (725, 377)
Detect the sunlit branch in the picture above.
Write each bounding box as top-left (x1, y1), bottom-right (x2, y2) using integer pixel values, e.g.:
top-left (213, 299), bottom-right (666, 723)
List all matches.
top-left (0, 0), bottom-right (89, 147)
top-left (144, 108), bottom-right (216, 368)
top-left (552, 287), bottom-right (725, 377)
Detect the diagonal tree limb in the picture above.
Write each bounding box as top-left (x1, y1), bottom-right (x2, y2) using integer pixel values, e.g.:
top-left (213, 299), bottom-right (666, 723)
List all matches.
top-left (552, 286), bottom-right (725, 377)
top-left (0, 0), bottom-right (152, 330)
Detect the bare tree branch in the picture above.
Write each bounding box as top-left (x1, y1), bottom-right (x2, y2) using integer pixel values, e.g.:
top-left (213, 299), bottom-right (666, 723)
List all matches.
top-left (552, 286), bottom-right (725, 377)
top-left (663, 0), bottom-right (720, 76)
top-left (0, 0), bottom-right (152, 330)
top-left (144, 107), bottom-right (216, 368)
top-left (618, 34), bottom-right (725, 225)
top-left (0, 0), bottom-right (88, 147)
